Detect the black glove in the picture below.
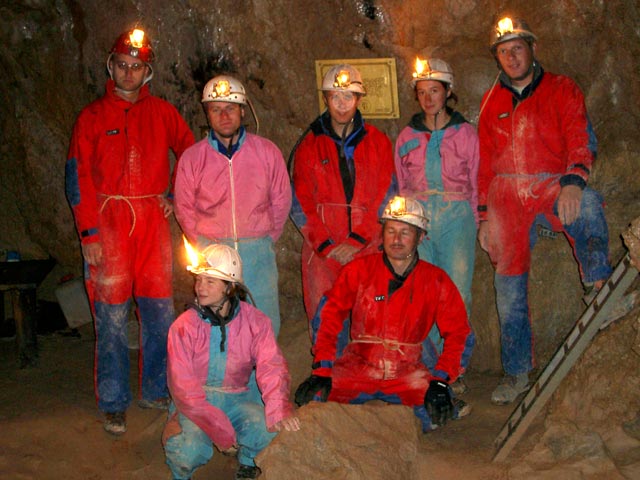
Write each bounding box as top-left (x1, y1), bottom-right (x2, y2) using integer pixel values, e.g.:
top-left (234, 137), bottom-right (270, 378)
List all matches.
top-left (294, 375), bottom-right (332, 406)
top-left (424, 379), bottom-right (453, 427)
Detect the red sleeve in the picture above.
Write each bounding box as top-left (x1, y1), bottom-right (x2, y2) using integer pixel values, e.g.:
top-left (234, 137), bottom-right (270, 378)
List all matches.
top-left (348, 129), bottom-right (395, 247)
top-left (477, 90), bottom-right (496, 222)
top-left (291, 134), bottom-right (338, 255)
top-left (557, 77), bottom-right (594, 183)
top-left (66, 109), bottom-right (100, 245)
top-left (431, 270), bottom-right (471, 382)
top-left (312, 261), bottom-right (362, 376)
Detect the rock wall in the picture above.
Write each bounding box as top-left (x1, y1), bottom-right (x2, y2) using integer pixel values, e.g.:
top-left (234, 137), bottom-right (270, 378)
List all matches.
top-left (1, 0), bottom-right (639, 375)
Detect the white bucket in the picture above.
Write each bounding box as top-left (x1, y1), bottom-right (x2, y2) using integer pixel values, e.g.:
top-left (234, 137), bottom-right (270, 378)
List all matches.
top-left (54, 278), bottom-right (93, 329)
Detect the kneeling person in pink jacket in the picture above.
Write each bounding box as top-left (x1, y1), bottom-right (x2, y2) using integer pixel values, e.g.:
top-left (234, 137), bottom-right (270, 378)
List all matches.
top-left (163, 244), bottom-right (300, 480)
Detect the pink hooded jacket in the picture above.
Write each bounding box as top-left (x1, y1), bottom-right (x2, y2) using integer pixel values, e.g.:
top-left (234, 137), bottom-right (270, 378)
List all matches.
top-left (167, 302), bottom-right (294, 449)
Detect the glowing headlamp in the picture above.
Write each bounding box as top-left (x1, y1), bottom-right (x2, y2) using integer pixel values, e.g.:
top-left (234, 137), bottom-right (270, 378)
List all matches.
top-left (387, 196), bottom-right (407, 217)
top-left (412, 57), bottom-right (433, 81)
top-left (183, 237), bottom-right (203, 272)
top-left (212, 80), bottom-right (231, 99)
top-left (129, 29), bottom-right (146, 49)
top-left (333, 70), bottom-right (352, 88)
top-left (496, 17), bottom-right (514, 38)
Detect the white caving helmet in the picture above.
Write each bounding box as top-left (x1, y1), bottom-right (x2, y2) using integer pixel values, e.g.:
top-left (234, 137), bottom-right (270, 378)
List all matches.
top-left (190, 244), bottom-right (244, 284)
top-left (380, 196), bottom-right (429, 233)
top-left (202, 75), bottom-right (248, 105)
top-left (490, 16), bottom-right (537, 53)
top-left (321, 64), bottom-right (366, 95)
top-left (411, 57), bottom-right (454, 89)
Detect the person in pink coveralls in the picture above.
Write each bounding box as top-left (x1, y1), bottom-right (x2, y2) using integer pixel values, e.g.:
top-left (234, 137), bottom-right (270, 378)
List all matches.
top-left (163, 244), bottom-right (299, 480)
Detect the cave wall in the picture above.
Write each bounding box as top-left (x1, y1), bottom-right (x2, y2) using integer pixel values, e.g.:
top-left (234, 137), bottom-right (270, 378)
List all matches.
top-left (1, 0), bottom-right (639, 373)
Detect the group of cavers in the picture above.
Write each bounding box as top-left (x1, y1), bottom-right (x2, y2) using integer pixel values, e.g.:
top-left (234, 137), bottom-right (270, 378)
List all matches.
top-left (64, 14), bottom-right (625, 480)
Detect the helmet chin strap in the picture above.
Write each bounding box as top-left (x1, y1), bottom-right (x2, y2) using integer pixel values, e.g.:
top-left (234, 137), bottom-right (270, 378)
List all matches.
top-left (106, 53), bottom-right (154, 94)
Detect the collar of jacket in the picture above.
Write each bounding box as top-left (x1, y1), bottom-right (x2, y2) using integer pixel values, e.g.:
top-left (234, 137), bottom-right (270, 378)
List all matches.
top-left (383, 251), bottom-right (420, 298)
top-left (208, 126), bottom-right (246, 157)
top-left (499, 63), bottom-right (545, 101)
top-left (408, 109), bottom-right (468, 133)
top-left (310, 110), bottom-right (367, 146)
top-left (105, 78), bottom-right (151, 105)
top-left (382, 251), bottom-right (419, 281)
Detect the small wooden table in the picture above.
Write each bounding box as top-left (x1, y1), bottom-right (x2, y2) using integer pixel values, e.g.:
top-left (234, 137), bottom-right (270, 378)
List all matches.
top-left (0, 259), bottom-right (55, 368)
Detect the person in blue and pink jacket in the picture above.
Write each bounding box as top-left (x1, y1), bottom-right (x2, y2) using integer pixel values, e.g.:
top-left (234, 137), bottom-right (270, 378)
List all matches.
top-left (395, 58), bottom-right (478, 395)
top-left (163, 244), bottom-right (299, 480)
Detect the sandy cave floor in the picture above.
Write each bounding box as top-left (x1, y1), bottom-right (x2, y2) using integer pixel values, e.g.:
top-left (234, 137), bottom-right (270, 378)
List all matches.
top-left (0, 318), bottom-right (530, 480)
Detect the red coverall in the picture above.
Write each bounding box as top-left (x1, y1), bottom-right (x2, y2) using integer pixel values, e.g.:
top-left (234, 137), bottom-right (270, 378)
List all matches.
top-left (478, 69), bottom-right (611, 376)
top-left (478, 71), bottom-right (598, 276)
top-left (312, 253), bottom-right (470, 408)
top-left (65, 79), bottom-right (195, 412)
top-left (291, 112), bottom-right (396, 324)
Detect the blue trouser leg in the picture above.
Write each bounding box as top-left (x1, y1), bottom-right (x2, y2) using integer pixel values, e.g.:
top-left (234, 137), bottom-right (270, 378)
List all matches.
top-left (223, 391), bottom-right (277, 466)
top-left (418, 199), bottom-right (476, 373)
top-left (495, 272), bottom-right (532, 376)
top-left (95, 300), bottom-right (132, 412)
top-left (164, 391), bottom-right (276, 479)
top-left (346, 391), bottom-right (466, 432)
top-left (235, 238), bottom-right (281, 336)
top-left (556, 187), bottom-right (612, 283)
top-left (165, 408), bottom-right (213, 480)
top-left (137, 297), bottom-right (173, 401)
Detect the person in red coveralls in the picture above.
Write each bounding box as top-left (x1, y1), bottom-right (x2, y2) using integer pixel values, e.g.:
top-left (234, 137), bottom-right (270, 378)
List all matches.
top-left (477, 16), bottom-right (611, 405)
top-left (65, 27), bottom-right (195, 435)
top-left (295, 196), bottom-right (472, 431)
top-left (290, 64), bottom-right (397, 331)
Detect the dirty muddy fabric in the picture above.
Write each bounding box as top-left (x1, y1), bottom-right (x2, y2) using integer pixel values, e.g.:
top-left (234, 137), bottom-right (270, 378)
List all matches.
top-left (395, 112), bottom-right (479, 371)
top-left (478, 69), bottom-right (612, 377)
top-left (65, 78), bottom-right (195, 413)
top-left (164, 324), bottom-right (276, 479)
top-left (312, 253), bottom-right (470, 430)
top-left (291, 111), bottom-right (397, 324)
top-left (164, 303), bottom-right (292, 479)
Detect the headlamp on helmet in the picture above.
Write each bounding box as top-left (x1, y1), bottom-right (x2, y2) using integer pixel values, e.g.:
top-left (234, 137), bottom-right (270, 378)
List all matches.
top-left (411, 57), bottom-right (454, 89)
top-left (201, 75), bottom-right (248, 105)
top-left (380, 196), bottom-right (429, 232)
top-left (129, 29), bottom-right (145, 49)
top-left (110, 28), bottom-right (154, 63)
top-left (321, 64), bottom-right (366, 95)
top-left (490, 16), bottom-right (537, 52)
top-left (184, 237), bottom-right (244, 284)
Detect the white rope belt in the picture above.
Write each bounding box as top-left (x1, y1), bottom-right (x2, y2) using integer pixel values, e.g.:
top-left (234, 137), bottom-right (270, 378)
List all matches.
top-left (351, 335), bottom-right (421, 356)
top-left (98, 193), bottom-right (160, 236)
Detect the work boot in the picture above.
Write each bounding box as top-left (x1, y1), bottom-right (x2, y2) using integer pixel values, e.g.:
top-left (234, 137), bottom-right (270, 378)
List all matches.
top-left (137, 397), bottom-right (170, 410)
top-left (491, 373), bottom-right (529, 405)
top-left (453, 398), bottom-right (472, 419)
top-left (104, 411), bottom-right (126, 436)
top-left (450, 376), bottom-right (468, 396)
top-left (583, 280), bottom-right (605, 306)
top-left (235, 464), bottom-right (260, 479)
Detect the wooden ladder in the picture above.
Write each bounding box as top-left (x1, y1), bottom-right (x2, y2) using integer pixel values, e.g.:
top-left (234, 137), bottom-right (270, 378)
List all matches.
top-left (493, 253), bottom-right (639, 462)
